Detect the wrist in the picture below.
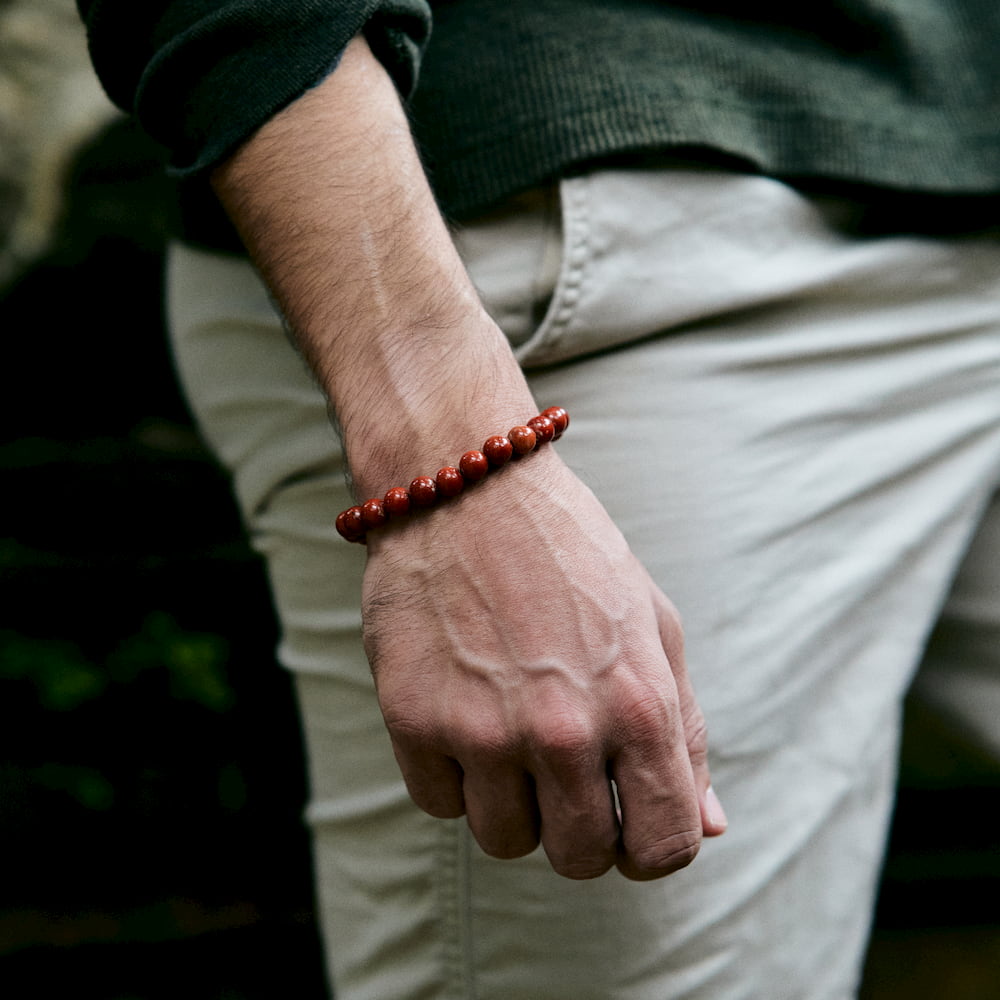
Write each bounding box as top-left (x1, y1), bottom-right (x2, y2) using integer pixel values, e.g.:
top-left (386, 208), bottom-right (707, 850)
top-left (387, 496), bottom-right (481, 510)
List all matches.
top-left (339, 352), bottom-right (543, 501)
top-left (337, 405), bottom-right (568, 543)
top-left (360, 442), bottom-right (571, 555)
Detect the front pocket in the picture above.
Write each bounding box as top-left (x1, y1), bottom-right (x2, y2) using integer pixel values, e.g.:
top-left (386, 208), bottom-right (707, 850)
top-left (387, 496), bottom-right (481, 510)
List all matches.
top-left (513, 175), bottom-right (591, 368)
top-left (451, 181), bottom-right (573, 356)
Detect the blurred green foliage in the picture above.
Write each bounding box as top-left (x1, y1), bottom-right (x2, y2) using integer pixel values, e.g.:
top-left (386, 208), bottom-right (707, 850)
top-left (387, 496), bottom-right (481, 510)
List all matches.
top-left (30, 762), bottom-right (116, 810)
top-left (0, 630), bottom-right (105, 710)
top-left (111, 611), bottom-right (233, 712)
top-left (0, 612), bottom-right (232, 713)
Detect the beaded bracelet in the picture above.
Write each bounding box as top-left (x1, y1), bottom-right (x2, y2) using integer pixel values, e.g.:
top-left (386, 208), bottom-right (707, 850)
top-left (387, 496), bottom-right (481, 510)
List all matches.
top-left (335, 406), bottom-right (569, 543)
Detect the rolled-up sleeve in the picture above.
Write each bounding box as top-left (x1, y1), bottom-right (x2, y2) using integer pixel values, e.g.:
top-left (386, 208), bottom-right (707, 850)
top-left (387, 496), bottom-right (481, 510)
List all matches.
top-left (77, 0), bottom-right (432, 175)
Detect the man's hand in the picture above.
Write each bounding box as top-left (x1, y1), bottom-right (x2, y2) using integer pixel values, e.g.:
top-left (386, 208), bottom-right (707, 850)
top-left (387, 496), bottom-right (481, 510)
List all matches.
top-left (364, 451), bottom-right (724, 879)
top-left (212, 34), bottom-right (725, 880)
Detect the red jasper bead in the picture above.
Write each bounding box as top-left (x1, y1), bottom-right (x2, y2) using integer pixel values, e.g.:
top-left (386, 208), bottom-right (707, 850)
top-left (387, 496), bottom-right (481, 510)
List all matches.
top-left (541, 406), bottom-right (569, 439)
top-left (526, 414), bottom-right (554, 446)
top-left (335, 506), bottom-right (366, 542)
top-left (459, 450), bottom-right (489, 482)
top-left (336, 409), bottom-right (567, 542)
top-left (508, 425), bottom-right (537, 456)
top-left (361, 498), bottom-right (387, 529)
top-left (409, 475), bottom-right (438, 507)
top-left (383, 486), bottom-right (410, 517)
top-left (436, 466), bottom-right (465, 498)
top-left (483, 435), bottom-right (513, 467)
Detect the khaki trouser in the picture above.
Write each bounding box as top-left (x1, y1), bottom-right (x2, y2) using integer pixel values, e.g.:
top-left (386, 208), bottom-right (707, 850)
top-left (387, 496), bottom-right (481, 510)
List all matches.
top-left (168, 167), bottom-right (1000, 999)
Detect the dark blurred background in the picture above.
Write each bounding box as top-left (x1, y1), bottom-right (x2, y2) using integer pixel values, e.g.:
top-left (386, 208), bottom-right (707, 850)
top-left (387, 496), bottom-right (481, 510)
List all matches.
top-left (1, 4), bottom-right (998, 998)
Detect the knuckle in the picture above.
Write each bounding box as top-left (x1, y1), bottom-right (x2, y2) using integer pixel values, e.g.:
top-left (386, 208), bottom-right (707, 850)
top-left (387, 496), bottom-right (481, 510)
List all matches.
top-left (477, 832), bottom-right (538, 861)
top-left (413, 790), bottom-right (465, 820)
top-left (458, 722), bottom-right (516, 765)
top-left (398, 765), bottom-right (465, 819)
top-left (550, 859), bottom-right (614, 882)
top-left (380, 692), bottom-right (445, 744)
top-left (383, 710), bottom-right (435, 749)
top-left (619, 685), bottom-right (676, 738)
top-left (549, 853), bottom-right (615, 880)
top-left (531, 713), bottom-right (598, 767)
top-left (632, 828), bottom-right (701, 876)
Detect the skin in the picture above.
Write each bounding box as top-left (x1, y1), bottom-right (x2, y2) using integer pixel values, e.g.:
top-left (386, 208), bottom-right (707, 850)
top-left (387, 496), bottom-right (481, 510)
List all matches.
top-left (211, 35), bottom-right (727, 881)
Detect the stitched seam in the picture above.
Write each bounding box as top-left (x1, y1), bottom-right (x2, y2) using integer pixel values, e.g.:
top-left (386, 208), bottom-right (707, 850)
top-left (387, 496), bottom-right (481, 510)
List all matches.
top-left (511, 175), bottom-right (591, 366)
top-left (438, 820), bottom-right (477, 999)
top-left (543, 175), bottom-right (590, 352)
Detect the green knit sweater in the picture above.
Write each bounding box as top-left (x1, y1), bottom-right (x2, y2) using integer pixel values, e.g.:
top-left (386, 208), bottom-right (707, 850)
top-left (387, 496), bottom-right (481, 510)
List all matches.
top-left (78, 0), bottom-right (1000, 243)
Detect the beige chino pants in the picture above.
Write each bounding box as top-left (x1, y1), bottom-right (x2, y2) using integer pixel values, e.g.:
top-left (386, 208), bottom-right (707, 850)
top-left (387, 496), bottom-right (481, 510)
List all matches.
top-left (168, 167), bottom-right (1000, 999)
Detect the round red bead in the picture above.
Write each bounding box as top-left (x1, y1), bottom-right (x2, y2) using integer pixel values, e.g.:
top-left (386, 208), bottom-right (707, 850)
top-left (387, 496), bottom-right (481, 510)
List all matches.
top-left (337, 410), bottom-right (568, 542)
top-left (335, 506), bottom-right (366, 542)
top-left (483, 435), bottom-right (513, 467)
top-left (409, 475), bottom-right (438, 507)
top-left (459, 450), bottom-right (489, 482)
top-left (541, 406), bottom-right (569, 439)
top-left (383, 486), bottom-right (410, 517)
top-left (436, 466), bottom-right (465, 498)
top-left (526, 414), bottom-right (554, 446)
top-left (361, 498), bottom-right (387, 529)
top-left (508, 425), bottom-right (537, 456)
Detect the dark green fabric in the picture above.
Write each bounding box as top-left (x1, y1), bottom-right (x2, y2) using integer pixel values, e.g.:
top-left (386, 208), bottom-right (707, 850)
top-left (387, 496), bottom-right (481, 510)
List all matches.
top-left (78, 0), bottom-right (1000, 246)
top-left (77, 0), bottom-right (431, 175)
top-left (414, 0), bottom-right (1000, 218)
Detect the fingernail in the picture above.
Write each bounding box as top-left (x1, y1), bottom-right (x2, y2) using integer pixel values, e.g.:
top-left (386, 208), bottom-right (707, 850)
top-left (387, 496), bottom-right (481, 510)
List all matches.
top-left (705, 785), bottom-right (728, 831)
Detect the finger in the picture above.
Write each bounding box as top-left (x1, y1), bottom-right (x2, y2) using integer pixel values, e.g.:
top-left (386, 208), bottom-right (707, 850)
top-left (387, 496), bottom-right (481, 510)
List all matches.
top-left (610, 689), bottom-right (703, 881)
top-left (462, 766), bottom-right (541, 859)
top-left (389, 738), bottom-right (467, 818)
top-left (650, 585), bottom-right (728, 837)
top-left (532, 754), bottom-right (619, 880)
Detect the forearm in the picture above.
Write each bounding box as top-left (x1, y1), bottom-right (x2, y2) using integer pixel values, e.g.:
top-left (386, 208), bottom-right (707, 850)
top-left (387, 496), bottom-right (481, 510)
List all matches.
top-left (211, 36), bottom-right (536, 497)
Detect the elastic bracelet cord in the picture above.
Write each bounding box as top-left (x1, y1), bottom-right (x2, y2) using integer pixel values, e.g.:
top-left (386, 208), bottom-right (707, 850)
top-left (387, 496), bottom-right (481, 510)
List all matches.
top-left (335, 406), bottom-right (569, 543)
